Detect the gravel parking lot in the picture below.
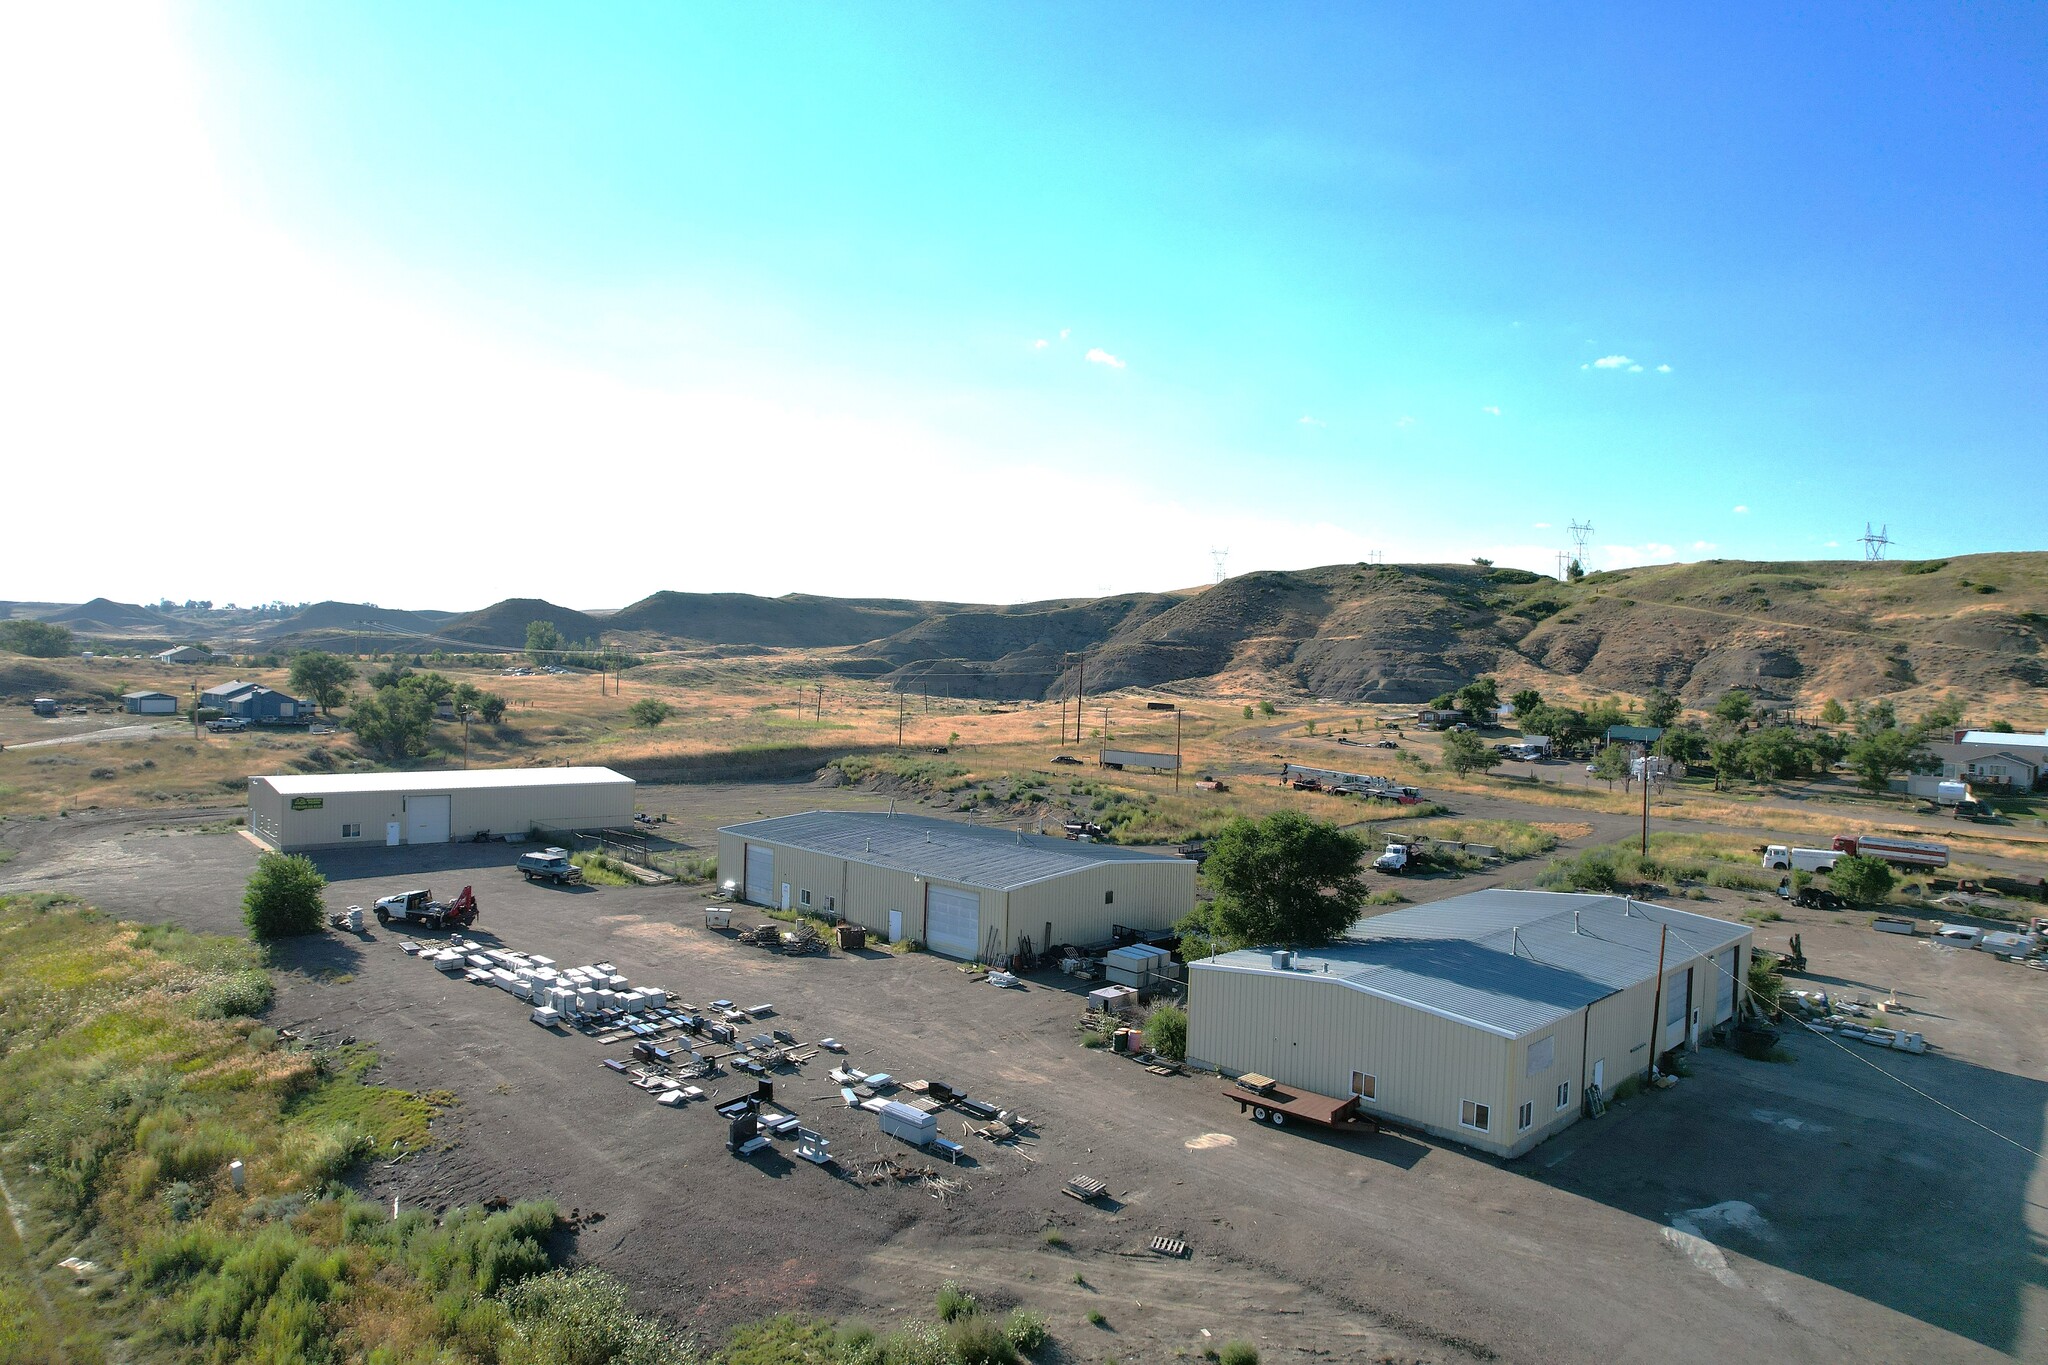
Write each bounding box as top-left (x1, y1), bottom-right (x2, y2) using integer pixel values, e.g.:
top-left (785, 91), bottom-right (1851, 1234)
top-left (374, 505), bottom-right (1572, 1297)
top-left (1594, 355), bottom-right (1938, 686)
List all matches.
top-left (2, 801), bottom-right (2041, 1364)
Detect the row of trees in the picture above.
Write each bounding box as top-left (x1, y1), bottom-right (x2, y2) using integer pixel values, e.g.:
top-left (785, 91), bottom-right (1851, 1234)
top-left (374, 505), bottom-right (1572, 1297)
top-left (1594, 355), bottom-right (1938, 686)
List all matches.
top-left (349, 666), bottom-right (510, 761)
top-left (0, 619), bottom-right (74, 657)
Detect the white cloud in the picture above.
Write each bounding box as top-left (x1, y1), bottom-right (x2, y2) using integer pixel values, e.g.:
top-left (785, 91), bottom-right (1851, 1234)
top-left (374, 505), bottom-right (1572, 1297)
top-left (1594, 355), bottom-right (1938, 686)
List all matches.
top-left (1627, 364), bottom-right (1643, 373)
top-left (1601, 542), bottom-right (1679, 570)
top-left (1032, 338), bottom-right (1049, 350)
top-left (1732, 505), bottom-right (1750, 514)
top-left (1691, 540), bottom-right (1717, 552)
top-left (1592, 355), bottom-right (1633, 369)
top-left (1533, 522), bottom-right (1552, 530)
top-left (1059, 328), bottom-right (1071, 340)
top-left (1824, 540), bottom-right (1840, 549)
top-left (1480, 404), bottom-right (1501, 416)
top-left (1297, 414), bottom-right (1325, 427)
top-left (1394, 415), bottom-right (1416, 429)
top-left (1656, 363), bottom-right (1673, 373)
top-left (1085, 347), bottom-right (1126, 370)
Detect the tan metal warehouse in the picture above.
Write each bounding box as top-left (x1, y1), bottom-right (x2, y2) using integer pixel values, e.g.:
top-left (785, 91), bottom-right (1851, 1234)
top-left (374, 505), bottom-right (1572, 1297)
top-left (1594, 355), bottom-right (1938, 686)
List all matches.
top-left (248, 767), bottom-right (635, 851)
top-left (716, 811), bottom-right (1196, 961)
top-left (1186, 890), bottom-right (1751, 1158)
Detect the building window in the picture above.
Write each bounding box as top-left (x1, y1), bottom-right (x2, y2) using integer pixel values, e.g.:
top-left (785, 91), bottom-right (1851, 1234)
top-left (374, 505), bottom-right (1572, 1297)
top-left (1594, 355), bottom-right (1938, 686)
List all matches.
top-left (1104, 890), bottom-right (1114, 905)
top-left (799, 889), bottom-right (811, 907)
top-left (1351, 1071), bottom-right (1377, 1102)
top-left (342, 824), bottom-right (360, 839)
top-left (1556, 1081), bottom-right (1571, 1111)
top-left (1460, 1100), bottom-right (1490, 1131)
top-left (1517, 1101), bottom-right (1534, 1132)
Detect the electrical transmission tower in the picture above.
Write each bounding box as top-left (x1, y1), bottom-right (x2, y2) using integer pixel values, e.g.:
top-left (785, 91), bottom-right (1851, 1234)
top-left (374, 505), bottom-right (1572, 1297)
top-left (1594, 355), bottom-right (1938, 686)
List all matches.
top-left (1860, 523), bottom-right (1892, 561)
top-left (1210, 548), bottom-right (1229, 583)
top-left (1367, 550), bottom-right (1383, 566)
top-left (1566, 520), bottom-right (1594, 577)
top-left (1555, 550), bottom-right (1571, 581)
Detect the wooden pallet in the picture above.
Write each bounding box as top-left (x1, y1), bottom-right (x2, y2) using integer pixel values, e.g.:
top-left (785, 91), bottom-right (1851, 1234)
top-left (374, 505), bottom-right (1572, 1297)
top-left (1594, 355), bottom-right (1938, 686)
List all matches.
top-left (1149, 1236), bottom-right (1188, 1258)
top-left (1063, 1175), bottom-right (1108, 1202)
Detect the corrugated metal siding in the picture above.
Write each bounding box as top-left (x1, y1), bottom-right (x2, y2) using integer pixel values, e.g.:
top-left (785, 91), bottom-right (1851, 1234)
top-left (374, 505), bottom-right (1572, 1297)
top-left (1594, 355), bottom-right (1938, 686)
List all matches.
top-left (1188, 964), bottom-right (1516, 1157)
top-left (1005, 859), bottom-right (1195, 951)
top-left (257, 777), bottom-right (632, 851)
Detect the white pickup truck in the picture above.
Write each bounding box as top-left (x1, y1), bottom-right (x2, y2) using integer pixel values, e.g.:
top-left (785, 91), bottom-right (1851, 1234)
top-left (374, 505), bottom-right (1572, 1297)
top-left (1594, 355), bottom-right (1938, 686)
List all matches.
top-left (1373, 843), bottom-right (1413, 873)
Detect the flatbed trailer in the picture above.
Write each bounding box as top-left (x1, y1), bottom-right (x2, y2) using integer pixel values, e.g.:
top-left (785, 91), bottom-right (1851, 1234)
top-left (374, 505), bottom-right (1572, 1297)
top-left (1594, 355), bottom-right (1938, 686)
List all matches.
top-left (1222, 1075), bottom-right (1379, 1133)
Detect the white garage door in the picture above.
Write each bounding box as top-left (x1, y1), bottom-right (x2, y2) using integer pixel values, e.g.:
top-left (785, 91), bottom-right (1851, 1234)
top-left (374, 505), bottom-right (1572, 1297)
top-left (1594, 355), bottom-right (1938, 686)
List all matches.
top-left (744, 845), bottom-right (774, 905)
top-left (925, 885), bottom-right (982, 960)
top-left (1715, 948), bottom-right (1737, 1022)
top-left (407, 794), bottom-right (450, 845)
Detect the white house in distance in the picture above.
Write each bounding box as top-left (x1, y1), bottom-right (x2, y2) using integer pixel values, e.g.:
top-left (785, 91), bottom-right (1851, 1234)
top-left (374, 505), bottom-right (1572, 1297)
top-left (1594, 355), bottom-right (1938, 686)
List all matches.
top-left (122, 690), bottom-right (179, 715)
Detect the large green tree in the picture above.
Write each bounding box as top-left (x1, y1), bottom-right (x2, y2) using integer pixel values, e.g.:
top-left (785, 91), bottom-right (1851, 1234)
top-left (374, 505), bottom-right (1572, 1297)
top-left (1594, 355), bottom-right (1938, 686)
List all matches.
top-left (628, 698), bottom-right (673, 728)
top-left (1591, 743), bottom-right (1631, 788)
top-left (1509, 687), bottom-right (1543, 719)
top-left (1455, 676), bottom-right (1501, 724)
top-left (243, 852), bottom-right (328, 939)
top-left (525, 620), bottom-right (562, 663)
top-left (348, 686), bottom-right (436, 761)
top-left (1441, 729), bottom-right (1502, 775)
top-left (1641, 688), bottom-right (1683, 729)
top-left (288, 651), bottom-right (355, 713)
top-left (1713, 690), bottom-right (1754, 727)
top-left (1844, 726), bottom-right (1936, 794)
top-left (1197, 812), bottom-right (1369, 947)
top-left (0, 619), bottom-right (73, 657)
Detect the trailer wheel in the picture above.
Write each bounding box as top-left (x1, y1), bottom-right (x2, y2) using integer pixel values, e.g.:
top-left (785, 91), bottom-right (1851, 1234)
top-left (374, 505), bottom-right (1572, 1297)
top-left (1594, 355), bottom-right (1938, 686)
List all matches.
top-left (1251, 1106), bottom-right (1269, 1122)
top-left (1269, 1112), bottom-right (1286, 1127)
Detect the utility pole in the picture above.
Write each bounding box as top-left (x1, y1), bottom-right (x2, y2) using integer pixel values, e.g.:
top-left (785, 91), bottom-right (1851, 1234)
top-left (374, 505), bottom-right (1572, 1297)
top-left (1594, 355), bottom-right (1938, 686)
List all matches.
top-left (1175, 706), bottom-right (1183, 792)
top-left (897, 688), bottom-right (906, 749)
top-left (1646, 921), bottom-right (1669, 1072)
top-left (1640, 750), bottom-right (1651, 854)
top-left (461, 706), bottom-right (472, 770)
top-left (1075, 654), bottom-right (1086, 745)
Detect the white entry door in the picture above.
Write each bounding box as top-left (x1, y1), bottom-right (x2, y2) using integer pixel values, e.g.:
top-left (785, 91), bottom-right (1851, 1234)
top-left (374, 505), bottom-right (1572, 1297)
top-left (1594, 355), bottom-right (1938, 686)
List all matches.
top-left (743, 845), bottom-right (773, 904)
top-left (407, 794), bottom-right (450, 845)
top-left (888, 909), bottom-right (903, 942)
top-left (781, 883), bottom-right (792, 912)
top-left (925, 885), bottom-right (982, 959)
top-left (386, 822), bottom-right (401, 846)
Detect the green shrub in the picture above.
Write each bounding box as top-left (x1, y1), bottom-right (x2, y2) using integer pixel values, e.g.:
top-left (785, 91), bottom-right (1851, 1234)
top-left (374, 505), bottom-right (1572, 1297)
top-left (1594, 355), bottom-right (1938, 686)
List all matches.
top-left (191, 969), bottom-right (275, 1019)
top-left (1829, 854), bottom-right (1895, 905)
top-left (1142, 1004), bottom-right (1188, 1061)
top-left (948, 1314), bottom-right (1020, 1364)
top-left (1086, 1308), bottom-right (1107, 1326)
top-left (499, 1267), bottom-right (693, 1365)
top-left (1219, 1340), bottom-right (1260, 1365)
top-left (241, 852), bottom-right (328, 939)
top-left (1040, 1227), bottom-right (1066, 1248)
top-left (1003, 1308), bottom-right (1049, 1352)
top-left (936, 1280), bottom-right (976, 1322)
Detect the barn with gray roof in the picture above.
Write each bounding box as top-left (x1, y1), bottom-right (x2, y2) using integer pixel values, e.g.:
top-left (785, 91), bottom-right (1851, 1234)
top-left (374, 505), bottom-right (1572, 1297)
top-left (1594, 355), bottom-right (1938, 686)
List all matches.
top-left (717, 811), bottom-right (1195, 961)
top-left (1186, 890), bottom-right (1752, 1157)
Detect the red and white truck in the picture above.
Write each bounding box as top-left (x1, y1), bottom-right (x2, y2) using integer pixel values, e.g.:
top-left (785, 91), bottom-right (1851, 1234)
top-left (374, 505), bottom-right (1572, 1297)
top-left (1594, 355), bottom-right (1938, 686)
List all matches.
top-left (1830, 835), bottom-right (1949, 870)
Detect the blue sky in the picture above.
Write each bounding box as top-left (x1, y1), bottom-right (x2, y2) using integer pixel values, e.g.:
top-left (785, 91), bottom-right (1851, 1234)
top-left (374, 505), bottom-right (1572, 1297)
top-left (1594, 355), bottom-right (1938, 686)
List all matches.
top-left (3, 5), bottom-right (2042, 607)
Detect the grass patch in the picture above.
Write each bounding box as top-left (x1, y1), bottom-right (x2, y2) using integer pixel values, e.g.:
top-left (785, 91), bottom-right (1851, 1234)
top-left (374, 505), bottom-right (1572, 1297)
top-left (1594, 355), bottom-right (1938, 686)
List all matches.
top-left (0, 894), bottom-right (701, 1363)
top-left (1406, 817), bottom-right (1560, 860)
top-left (568, 850), bottom-right (634, 886)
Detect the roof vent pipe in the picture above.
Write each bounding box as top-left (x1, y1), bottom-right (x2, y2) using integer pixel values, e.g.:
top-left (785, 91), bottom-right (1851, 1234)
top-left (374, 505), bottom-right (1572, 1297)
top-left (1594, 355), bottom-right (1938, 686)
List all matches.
top-left (1574, 911), bottom-right (1581, 934)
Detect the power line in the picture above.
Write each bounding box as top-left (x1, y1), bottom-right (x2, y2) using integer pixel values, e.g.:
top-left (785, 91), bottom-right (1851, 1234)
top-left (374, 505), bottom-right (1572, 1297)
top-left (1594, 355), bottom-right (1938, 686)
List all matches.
top-left (1860, 522), bottom-right (1892, 561)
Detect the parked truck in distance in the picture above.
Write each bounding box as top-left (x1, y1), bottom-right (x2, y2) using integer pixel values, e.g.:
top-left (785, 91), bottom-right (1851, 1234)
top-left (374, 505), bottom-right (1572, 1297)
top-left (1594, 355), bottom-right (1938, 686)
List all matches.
top-left (1762, 845), bottom-right (1839, 873)
top-left (1830, 834), bottom-right (1948, 869)
top-left (1374, 843), bottom-right (1414, 874)
top-left (516, 848), bottom-right (584, 885)
top-left (372, 886), bottom-right (478, 929)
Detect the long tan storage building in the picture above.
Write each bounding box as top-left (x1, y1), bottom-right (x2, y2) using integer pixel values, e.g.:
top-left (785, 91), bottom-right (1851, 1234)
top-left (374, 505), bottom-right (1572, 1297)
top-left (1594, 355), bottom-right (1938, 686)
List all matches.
top-left (717, 810), bottom-right (1196, 961)
top-left (248, 767), bottom-right (635, 851)
top-left (1187, 890), bottom-right (1751, 1158)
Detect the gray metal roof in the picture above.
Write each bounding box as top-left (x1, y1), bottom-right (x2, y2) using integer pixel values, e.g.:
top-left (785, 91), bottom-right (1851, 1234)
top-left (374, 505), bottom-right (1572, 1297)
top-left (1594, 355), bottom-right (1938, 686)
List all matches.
top-left (1196, 889), bottom-right (1749, 1038)
top-left (719, 810), bottom-right (1186, 891)
top-left (256, 766), bottom-right (632, 796)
